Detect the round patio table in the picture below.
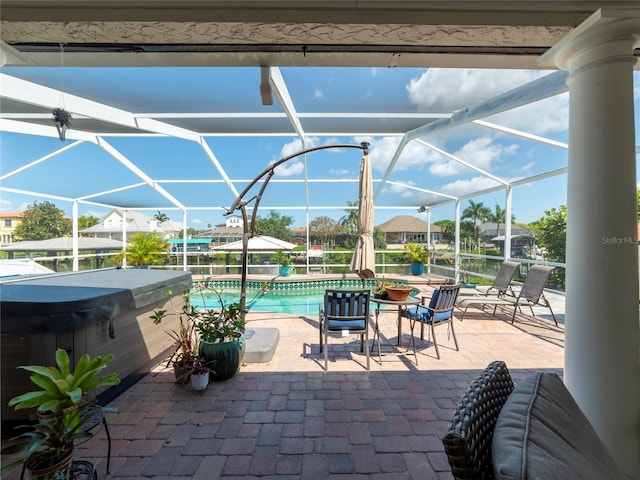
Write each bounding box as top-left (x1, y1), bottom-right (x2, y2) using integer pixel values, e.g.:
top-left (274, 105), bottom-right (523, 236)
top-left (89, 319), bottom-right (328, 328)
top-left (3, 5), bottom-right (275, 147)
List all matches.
top-left (370, 296), bottom-right (421, 363)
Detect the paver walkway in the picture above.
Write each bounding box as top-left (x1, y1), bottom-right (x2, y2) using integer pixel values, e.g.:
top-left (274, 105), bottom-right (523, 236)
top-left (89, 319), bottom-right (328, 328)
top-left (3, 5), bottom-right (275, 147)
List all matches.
top-left (4, 286), bottom-right (565, 479)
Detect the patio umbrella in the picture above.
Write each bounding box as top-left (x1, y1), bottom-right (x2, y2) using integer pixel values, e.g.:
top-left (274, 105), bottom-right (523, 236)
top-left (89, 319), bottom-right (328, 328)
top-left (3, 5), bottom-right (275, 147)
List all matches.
top-left (212, 235), bottom-right (296, 252)
top-left (350, 151), bottom-right (375, 279)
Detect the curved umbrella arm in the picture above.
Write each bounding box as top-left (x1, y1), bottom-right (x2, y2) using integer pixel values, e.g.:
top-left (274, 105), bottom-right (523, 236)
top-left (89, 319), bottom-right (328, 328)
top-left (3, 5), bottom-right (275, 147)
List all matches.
top-left (224, 142), bottom-right (369, 319)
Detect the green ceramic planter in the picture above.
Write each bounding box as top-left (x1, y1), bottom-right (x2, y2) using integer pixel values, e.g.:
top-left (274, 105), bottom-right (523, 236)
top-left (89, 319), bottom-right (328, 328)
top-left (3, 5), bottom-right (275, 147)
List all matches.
top-left (199, 336), bottom-right (244, 381)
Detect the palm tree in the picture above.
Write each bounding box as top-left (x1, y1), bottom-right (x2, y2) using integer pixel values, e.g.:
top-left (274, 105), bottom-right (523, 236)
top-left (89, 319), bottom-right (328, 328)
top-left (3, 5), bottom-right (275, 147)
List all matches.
top-left (117, 233), bottom-right (168, 267)
top-left (491, 204), bottom-right (506, 237)
top-left (154, 211), bottom-right (169, 223)
top-left (462, 200), bottom-right (491, 245)
top-left (339, 200), bottom-right (360, 236)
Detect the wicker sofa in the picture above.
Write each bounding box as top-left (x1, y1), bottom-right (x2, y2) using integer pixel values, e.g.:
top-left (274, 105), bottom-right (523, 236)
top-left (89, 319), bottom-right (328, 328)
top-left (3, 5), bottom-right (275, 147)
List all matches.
top-left (442, 360), bottom-right (635, 480)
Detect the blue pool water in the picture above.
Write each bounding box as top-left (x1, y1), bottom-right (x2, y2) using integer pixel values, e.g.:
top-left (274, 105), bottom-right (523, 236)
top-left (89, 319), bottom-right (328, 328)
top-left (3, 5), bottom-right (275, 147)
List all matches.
top-left (192, 288), bottom-right (326, 316)
top-left (189, 278), bottom-right (409, 317)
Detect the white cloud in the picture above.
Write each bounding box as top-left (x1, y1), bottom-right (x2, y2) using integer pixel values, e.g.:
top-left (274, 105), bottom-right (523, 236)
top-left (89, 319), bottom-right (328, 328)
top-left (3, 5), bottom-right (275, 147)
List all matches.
top-left (0, 198), bottom-right (14, 211)
top-left (440, 175), bottom-right (503, 196)
top-left (520, 161), bottom-right (535, 172)
top-left (329, 168), bottom-right (350, 175)
top-left (407, 69), bottom-right (547, 113)
top-left (274, 160), bottom-right (305, 176)
top-left (456, 137), bottom-right (517, 168)
top-left (356, 136), bottom-right (441, 173)
top-left (314, 89), bottom-right (324, 99)
top-left (489, 93), bottom-right (569, 135)
top-left (278, 137), bottom-right (319, 158)
top-left (191, 218), bottom-right (203, 225)
top-left (385, 181), bottom-right (416, 198)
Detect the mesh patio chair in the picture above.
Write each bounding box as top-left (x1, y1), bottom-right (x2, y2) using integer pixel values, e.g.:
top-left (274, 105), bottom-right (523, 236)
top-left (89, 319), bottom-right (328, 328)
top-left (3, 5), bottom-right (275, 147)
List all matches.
top-left (457, 265), bottom-right (557, 325)
top-left (474, 260), bottom-right (520, 298)
top-left (319, 289), bottom-right (371, 370)
top-left (403, 284), bottom-right (461, 361)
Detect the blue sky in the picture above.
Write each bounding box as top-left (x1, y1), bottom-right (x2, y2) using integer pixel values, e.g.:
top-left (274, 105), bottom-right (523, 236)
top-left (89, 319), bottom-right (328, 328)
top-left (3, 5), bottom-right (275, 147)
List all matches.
top-left (1, 67), bottom-right (638, 230)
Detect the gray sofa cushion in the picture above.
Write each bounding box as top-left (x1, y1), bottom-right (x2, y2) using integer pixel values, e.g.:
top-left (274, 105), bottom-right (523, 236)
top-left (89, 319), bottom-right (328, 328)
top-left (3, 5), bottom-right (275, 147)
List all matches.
top-left (492, 372), bottom-right (628, 480)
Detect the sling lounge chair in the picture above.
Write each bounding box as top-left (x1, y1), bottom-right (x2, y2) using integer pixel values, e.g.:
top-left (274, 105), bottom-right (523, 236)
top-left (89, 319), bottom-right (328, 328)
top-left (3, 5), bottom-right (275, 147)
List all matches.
top-left (474, 260), bottom-right (520, 298)
top-left (457, 265), bottom-right (557, 325)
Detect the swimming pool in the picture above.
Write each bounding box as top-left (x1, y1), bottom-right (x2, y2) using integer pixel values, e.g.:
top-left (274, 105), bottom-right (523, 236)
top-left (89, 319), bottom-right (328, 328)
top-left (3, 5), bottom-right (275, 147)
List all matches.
top-left (190, 278), bottom-right (382, 316)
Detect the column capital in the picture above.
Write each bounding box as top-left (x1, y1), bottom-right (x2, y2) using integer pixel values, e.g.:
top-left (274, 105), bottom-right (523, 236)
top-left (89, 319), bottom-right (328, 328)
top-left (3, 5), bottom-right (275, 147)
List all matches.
top-left (539, 8), bottom-right (640, 72)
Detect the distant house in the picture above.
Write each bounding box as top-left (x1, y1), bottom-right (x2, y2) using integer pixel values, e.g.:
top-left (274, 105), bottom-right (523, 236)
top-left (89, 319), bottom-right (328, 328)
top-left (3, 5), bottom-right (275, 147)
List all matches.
top-left (0, 212), bottom-right (23, 244)
top-left (168, 238), bottom-right (213, 253)
top-left (291, 227), bottom-right (347, 248)
top-left (377, 215), bottom-right (442, 246)
top-left (478, 222), bottom-right (535, 257)
top-left (193, 215), bottom-right (243, 247)
top-left (80, 210), bottom-right (183, 241)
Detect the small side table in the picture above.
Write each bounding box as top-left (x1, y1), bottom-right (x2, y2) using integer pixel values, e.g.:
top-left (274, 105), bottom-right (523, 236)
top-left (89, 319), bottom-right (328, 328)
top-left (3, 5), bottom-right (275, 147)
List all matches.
top-left (370, 297), bottom-right (421, 363)
top-left (70, 460), bottom-right (97, 480)
top-left (79, 403), bottom-right (112, 474)
top-left (21, 460), bottom-right (96, 480)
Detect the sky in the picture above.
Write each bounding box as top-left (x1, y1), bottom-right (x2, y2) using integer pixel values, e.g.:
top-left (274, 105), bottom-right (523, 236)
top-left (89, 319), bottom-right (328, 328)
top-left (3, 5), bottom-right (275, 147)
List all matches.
top-left (1, 67), bottom-right (639, 231)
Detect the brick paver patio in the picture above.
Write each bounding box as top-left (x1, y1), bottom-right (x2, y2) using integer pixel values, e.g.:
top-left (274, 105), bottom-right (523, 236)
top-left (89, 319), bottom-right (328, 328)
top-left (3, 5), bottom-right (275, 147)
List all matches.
top-left (4, 284), bottom-right (565, 479)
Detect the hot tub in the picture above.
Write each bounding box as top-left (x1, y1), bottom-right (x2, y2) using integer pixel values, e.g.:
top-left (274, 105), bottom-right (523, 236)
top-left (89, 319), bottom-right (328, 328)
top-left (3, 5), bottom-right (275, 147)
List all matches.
top-left (1, 268), bottom-right (192, 421)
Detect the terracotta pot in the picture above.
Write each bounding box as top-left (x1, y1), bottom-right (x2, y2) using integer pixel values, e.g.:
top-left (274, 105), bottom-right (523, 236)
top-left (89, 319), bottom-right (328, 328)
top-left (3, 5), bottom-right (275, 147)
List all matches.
top-left (385, 286), bottom-right (413, 301)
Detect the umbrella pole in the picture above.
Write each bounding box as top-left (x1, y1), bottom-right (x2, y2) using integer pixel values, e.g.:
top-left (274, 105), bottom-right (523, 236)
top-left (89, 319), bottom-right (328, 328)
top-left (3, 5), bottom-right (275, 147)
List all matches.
top-left (240, 206), bottom-right (249, 321)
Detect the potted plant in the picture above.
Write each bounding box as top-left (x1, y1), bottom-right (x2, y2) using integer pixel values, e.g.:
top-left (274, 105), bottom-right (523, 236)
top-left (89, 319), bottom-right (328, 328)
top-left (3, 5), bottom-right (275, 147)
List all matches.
top-left (373, 278), bottom-right (391, 299)
top-left (384, 283), bottom-right (415, 301)
top-left (188, 356), bottom-right (210, 391)
top-left (403, 242), bottom-right (430, 276)
top-left (273, 250), bottom-right (293, 277)
top-left (372, 278), bottom-right (415, 301)
top-left (152, 281), bottom-right (247, 381)
top-left (0, 349), bottom-right (120, 479)
top-left (150, 292), bottom-right (199, 384)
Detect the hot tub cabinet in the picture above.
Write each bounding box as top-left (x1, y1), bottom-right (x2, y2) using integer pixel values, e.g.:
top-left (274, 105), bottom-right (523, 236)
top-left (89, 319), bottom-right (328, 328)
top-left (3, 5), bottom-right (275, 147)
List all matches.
top-left (1, 269), bottom-right (192, 421)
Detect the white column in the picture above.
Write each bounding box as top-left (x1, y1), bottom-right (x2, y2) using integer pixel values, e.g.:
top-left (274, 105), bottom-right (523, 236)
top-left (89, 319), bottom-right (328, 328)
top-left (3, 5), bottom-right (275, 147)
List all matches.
top-left (72, 201), bottom-right (79, 271)
top-left (182, 210), bottom-right (188, 271)
top-left (427, 208), bottom-right (432, 274)
top-left (121, 209), bottom-right (127, 268)
top-left (504, 186), bottom-right (512, 260)
top-left (541, 11), bottom-right (640, 475)
top-left (454, 200), bottom-right (461, 282)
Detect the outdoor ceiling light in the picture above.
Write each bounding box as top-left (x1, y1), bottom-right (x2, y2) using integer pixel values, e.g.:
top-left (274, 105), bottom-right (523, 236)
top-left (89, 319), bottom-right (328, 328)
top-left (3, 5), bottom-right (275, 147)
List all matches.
top-left (260, 66), bottom-right (273, 106)
top-left (52, 108), bottom-right (72, 141)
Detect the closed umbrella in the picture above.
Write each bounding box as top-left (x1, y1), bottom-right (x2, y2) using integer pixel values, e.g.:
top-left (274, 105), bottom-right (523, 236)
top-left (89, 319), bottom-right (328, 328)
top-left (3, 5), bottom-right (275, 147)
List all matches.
top-left (350, 151), bottom-right (375, 279)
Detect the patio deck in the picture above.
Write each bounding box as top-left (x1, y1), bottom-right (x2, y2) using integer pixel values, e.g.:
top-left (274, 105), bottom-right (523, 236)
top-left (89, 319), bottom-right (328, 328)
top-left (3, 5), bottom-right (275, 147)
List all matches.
top-left (3, 283), bottom-right (565, 479)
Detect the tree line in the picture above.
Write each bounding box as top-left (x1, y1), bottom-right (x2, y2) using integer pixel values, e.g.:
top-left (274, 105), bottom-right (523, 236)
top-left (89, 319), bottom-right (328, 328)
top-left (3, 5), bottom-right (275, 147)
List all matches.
top-left (7, 199), bottom-right (570, 268)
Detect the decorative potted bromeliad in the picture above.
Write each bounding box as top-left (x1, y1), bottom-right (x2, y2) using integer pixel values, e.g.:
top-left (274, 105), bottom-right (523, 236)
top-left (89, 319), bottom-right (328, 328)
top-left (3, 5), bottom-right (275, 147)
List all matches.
top-left (403, 242), bottom-right (430, 276)
top-left (152, 282), bottom-right (247, 382)
top-left (1, 349), bottom-right (120, 480)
